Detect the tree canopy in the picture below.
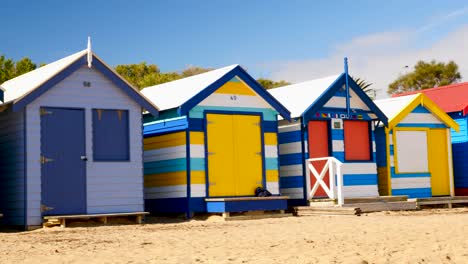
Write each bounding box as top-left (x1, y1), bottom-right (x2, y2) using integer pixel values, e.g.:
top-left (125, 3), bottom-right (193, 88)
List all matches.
top-left (0, 55), bottom-right (37, 84)
top-left (257, 78), bottom-right (290, 89)
top-left (387, 60), bottom-right (461, 95)
top-left (352, 76), bottom-right (375, 99)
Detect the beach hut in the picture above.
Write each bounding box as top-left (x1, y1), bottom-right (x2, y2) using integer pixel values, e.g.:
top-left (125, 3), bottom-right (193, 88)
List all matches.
top-left (268, 63), bottom-right (388, 206)
top-left (0, 47), bottom-right (159, 229)
top-left (374, 94), bottom-right (459, 198)
top-left (395, 83), bottom-right (468, 196)
top-left (141, 65), bottom-right (291, 216)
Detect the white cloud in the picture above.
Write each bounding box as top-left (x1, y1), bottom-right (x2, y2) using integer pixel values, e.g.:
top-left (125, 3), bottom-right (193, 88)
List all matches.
top-left (260, 23), bottom-right (468, 99)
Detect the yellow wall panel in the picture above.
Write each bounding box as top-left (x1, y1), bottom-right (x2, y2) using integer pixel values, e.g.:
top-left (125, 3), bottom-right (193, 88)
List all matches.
top-left (428, 129), bottom-right (451, 196)
top-left (264, 132), bottom-right (278, 145)
top-left (190, 131), bottom-right (204, 144)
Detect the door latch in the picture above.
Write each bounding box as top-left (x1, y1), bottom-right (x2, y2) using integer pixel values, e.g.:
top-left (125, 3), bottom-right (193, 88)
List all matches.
top-left (41, 204), bottom-right (54, 212)
top-left (40, 155), bottom-right (54, 164)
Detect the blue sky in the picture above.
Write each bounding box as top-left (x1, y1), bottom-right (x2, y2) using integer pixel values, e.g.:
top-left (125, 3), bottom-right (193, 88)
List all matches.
top-left (2, 1), bottom-right (468, 97)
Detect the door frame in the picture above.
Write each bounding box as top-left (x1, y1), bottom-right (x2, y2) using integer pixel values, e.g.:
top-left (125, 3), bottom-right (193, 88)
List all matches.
top-left (305, 119), bottom-right (332, 199)
top-left (203, 110), bottom-right (266, 197)
top-left (40, 106), bottom-right (87, 215)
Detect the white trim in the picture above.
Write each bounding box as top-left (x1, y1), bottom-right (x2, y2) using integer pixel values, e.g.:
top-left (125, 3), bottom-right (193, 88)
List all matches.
top-left (447, 130), bottom-right (455, 197)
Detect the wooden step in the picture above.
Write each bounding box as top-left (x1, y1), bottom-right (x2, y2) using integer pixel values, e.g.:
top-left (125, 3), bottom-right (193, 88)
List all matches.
top-left (344, 195), bottom-right (409, 204)
top-left (343, 201), bottom-right (417, 213)
top-left (294, 206), bottom-right (361, 216)
top-left (409, 196), bottom-right (468, 208)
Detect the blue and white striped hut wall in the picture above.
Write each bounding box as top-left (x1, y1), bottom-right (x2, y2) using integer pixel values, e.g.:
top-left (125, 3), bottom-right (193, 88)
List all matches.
top-left (269, 72), bottom-right (388, 206)
top-left (0, 49), bottom-right (159, 229)
top-left (141, 65), bottom-right (290, 216)
top-left (374, 94), bottom-right (459, 198)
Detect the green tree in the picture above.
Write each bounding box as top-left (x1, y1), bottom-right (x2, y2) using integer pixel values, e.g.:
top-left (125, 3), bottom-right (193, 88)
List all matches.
top-left (0, 55), bottom-right (38, 83)
top-left (181, 66), bottom-right (212, 77)
top-left (257, 78), bottom-right (290, 89)
top-left (115, 62), bottom-right (162, 89)
top-left (15, 57), bottom-right (37, 76)
top-left (388, 60), bottom-right (461, 95)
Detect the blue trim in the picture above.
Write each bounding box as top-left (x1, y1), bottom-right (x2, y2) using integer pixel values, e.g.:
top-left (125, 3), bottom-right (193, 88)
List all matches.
top-left (279, 153), bottom-right (303, 166)
top-left (344, 57), bottom-right (350, 116)
top-left (206, 199), bottom-right (288, 212)
top-left (300, 120), bottom-right (307, 200)
top-left (390, 168), bottom-right (430, 178)
top-left (411, 105), bottom-right (431, 113)
top-left (280, 176), bottom-right (303, 188)
top-left (185, 129), bottom-right (191, 219)
top-left (12, 55), bottom-right (159, 118)
top-left (179, 65), bottom-right (290, 120)
top-left (263, 120), bottom-right (279, 133)
top-left (343, 174), bottom-right (378, 186)
top-left (188, 118), bottom-right (205, 132)
top-left (23, 109), bottom-right (28, 227)
top-left (144, 117), bottom-right (188, 136)
top-left (395, 123), bottom-right (447, 128)
top-left (0, 88), bottom-right (4, 102)
top-left (278, 130), bottom-right (302, 144)
top-left (301, 73), bottom-right (388, 126)
top-left (391, 188), bottom-right (432, 198)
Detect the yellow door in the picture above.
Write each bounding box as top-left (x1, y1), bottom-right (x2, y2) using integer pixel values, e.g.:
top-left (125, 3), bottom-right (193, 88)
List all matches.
top-left (428, 129), bottom-right (451, 196)
top-left (206, 114), bottom-right (263, 196)
top-left (233, 115), bottom-right (263, 195)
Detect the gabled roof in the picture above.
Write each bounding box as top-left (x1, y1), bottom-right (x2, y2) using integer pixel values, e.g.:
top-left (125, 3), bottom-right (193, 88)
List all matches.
top-left (0, 50), bottom-right (159, 116)
top-left (141, 64), bottom-right (291, 120)
top-left (394, 82), bottom-right (468, 115)
top-left (268, 74), bottom-right (340, 118)
top-left (375, 93), bottom-right (459, 131)
top-left (269, 73), bottom-right (388, 125)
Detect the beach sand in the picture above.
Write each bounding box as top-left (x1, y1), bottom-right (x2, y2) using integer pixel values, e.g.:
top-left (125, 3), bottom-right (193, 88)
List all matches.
top-left (0, 208), bottom-right (467, 263)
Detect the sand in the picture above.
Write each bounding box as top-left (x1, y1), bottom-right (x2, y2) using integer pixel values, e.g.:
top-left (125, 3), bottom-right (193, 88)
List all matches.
top-left (0, 208), bottom-right (467, 264)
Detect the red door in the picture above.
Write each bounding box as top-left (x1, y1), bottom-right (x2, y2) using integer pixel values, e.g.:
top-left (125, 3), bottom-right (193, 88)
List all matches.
top-left (308, 120), bottom-right (330, 197)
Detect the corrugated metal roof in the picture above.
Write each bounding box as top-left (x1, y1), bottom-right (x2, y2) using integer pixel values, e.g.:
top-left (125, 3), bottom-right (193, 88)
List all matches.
top-left (1, 50), bottom-right (87, 104)
top-left (374, 94), bottom-right (418, 119)
top-left (141, 64), bottom-right (238, 111)
top-left (268, 74), bottom-right (340, 118)
top-left (394, 82), bottom-right (468, 114)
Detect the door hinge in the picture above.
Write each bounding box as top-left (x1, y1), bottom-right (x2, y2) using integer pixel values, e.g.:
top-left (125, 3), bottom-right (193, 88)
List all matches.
top-left (40, 108), bottom-right (53, 116)
top-left (254, 122), bottom-right (261, 126)
top-left (256, 152), bottom-right (262, 156)
top-left (209, 182), bottom-right (216, 186)
top-left (207, 121), bottom-right (215, 125)
top-left (207, 152), bottom-right (215, 156)
top-left (41, 204), bottom-right (54, 212)
top-left (40, 155), bottom-right (54, 164)
top-left (256, 181), bottom-right (263, 185)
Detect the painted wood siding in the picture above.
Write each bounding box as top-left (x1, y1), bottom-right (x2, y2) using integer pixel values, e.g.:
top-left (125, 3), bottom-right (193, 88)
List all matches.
top-left (25, 65), bottom-right (144, 226)
top-left (449, 115), bottom-right (468, 193)
top-left (386, 105), bottom-right (447, 198)
top-left (278, 119), bottom-right (305, 201)
top-left (0, 109), bottom-right (26, 226)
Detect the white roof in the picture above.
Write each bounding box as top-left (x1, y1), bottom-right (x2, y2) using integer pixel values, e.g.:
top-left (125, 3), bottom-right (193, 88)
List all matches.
top-left (1, 49), bottom-right (87, 104)
top-left (373, 94), bottom-right (418, 120)
top-left (268, 74), bottom-right (341, 118)
top-left (141, 64), bottom-right (238, 111)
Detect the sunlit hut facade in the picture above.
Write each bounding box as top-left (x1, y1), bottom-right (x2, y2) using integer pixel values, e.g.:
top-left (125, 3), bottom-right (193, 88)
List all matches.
top-left (0, 48), bottom-right (159, 229)
top-left (395, 83), bottom-right (468, 196)
top-left (141, 65), bottom-right (291, 216)
top-left (269, 64), bottom-right (388, 206)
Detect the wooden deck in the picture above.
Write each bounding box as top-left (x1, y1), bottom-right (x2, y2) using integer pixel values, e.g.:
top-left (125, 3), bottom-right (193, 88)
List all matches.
top-left (43, 212), bottom-right (149, 228)
top-left (205, 196), bottom-right (289, 202)
top-left (409, 196), bottom-right (468, 208)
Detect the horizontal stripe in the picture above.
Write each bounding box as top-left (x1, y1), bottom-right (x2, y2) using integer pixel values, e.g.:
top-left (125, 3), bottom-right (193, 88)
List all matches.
top-left (188, 118), bottom-right (204, 132)
top-left (264, 145), bottom-right (278, 158)
top-left (390, 168), bottom-right (430, 178)
top-left (144, 146), bottom-right (186, 162)
top-left (198, 93), bottom-right (271, 109)
top-left (214, 80), bottom-right (257, 95)
top-left (278, 130), bottom-right (301, 144)
top-left (265, 158), bottom-right (278, 170)
top-left (144, 132), bottom-right (186, 150)
top-left (279, 153), bottom-right (303, 166)
top-left (144, 117), bottom-right (188, 136)
top-left (343, 174), bottom-right (378, 186)
top-left (396, 123), bottom-right (447, 128)
top-left (411, 105), bottom-right (431, 113)
top-left (191, 170), bottom-right (206, 184)
top-left (189, 144), bottom-right (205, 158)
top-left (263, 121), bottom-right (279, 133)
top-left (278, 123), bottom-right (301, 133)
top-left (280, 176), bottom-right (303, 188)
top-left (144, 171), bottom-right (187, 187)
top-left (190, 184), bottom-right (206, 197)
top-left (391, 188), bottom-right (431, 198)
top-left (144, 158), bottom-right (186, 174)
top-left (145, 185), bottom-right (187, 199)
top-left (279, 142), bottom-right (302, 155)
top-left (280, 188), bottom-right (304, 199)
top-left (190, 158), bottom-right (206, 171)
top-left (189, 106), bottom-right (277, 121)
top-left (331, 129), bottom-right (344, 140)
top-left (341, 162), bottom-right (377, 174)
top-left (266, 182), bottom-right (280, 195)
top-left (400, 113), bottom-right (443, 124)
top-left (266, 170), bottom-right (279, 182)
top-left (391, 177), bottom-right (431, 189)
top-left (342, 185), bottom-right (378, 197)
top-left (264, 132), bottom-right (278, 145)
top-left (279, 164), bottom-right (303, 177)
top-left (190, 131), bottom-right (204, 144)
